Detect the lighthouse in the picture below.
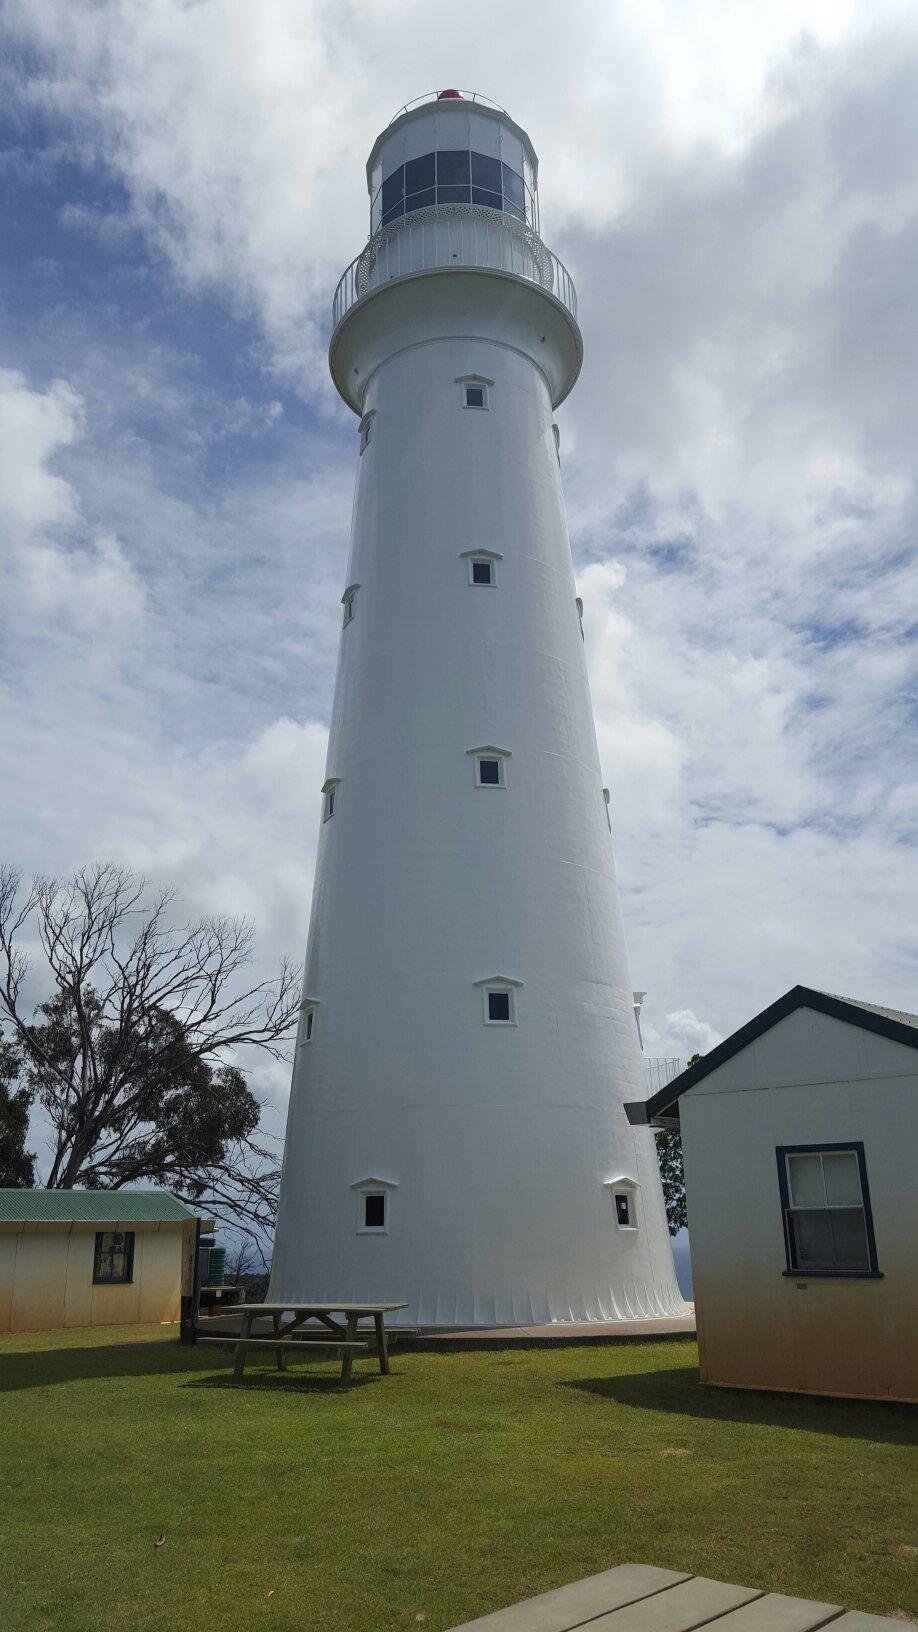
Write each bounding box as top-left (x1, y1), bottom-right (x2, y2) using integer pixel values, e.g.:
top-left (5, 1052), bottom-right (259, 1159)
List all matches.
top-left (269, 90), bottom-right (685, 1326)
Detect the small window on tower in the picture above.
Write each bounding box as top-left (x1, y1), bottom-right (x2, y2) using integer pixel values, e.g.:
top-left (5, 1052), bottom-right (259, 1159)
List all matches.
top-left (488, 991), bottom-right (511, 1022)
top-left (342, 584), bottom-right (360, 626)
top-left (615, 1193), bottom-right (631, 1227)
top-left (461, 549), bottom-right (502, 586)
top-left (364, 1192), bottom-right (386, 1229)
top-left (322, 779), bottom-right (340, 822)
top-left (475, 975), bottom-right (522, 1026)
top-left (304, 1009), bottom-right (314, 1042)
top-left (468, 745), bottom-right (510, 788)
top-left (464, 384), bottom-right (487, 410)
top-left (359, 413), bottom-right (374, 454)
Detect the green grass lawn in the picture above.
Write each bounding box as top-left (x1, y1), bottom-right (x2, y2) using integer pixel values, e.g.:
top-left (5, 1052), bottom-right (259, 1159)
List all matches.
top-left (0, 1326), bottom-right (915, 1632)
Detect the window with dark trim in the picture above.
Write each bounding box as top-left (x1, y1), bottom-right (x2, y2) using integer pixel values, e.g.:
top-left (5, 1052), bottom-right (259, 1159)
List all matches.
top-left (488, 991), bottom-right (511, 1022)
top-left (304, 1010), bottom-right (314, 1042)
top-left (464, 384), bottom-right (486, 409)
top-left (615, 1193), bottom-right (631, 1227)
top-left (93, 1230), bottom-right (135, 1284)
top-left (777, 1142), bottom-right (880, 1277)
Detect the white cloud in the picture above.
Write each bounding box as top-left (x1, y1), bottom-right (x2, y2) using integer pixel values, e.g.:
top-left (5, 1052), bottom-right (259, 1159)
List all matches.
top-left (1, 0), bottom-right (916, 1131)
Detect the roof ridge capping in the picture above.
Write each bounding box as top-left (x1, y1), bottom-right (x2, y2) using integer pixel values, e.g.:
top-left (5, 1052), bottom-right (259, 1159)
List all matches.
top-left (627, 984), bottom-right (918, 1127)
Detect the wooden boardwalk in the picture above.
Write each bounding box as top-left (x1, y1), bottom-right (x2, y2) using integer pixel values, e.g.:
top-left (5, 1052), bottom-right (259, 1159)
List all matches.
top-left (448, 1562), bottom-right (905, 1632)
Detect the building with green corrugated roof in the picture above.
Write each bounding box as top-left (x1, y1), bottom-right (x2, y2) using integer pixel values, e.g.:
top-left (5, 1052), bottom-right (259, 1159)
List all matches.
top-left (0, 1189), bottom-right (203, 1333)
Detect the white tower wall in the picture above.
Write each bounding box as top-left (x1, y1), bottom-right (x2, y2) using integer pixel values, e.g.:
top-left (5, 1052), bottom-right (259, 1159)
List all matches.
top-left (269, 94), bottom-right (685, 1325)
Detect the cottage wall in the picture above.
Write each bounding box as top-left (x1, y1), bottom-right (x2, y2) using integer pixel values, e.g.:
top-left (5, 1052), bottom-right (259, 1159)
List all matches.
top-left (0, 1221), bottom-right (188, 1333)
top-left (680, 1008), bottom-right (918, 1402)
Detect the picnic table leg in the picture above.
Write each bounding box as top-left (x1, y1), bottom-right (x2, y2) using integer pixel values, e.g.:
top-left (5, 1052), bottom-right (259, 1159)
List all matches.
top-left (373, 1311), bottom-right (390, 1376)
top-left (340, 1313), bottom-right (358, 1386)
top-left (272, 1312), bottom-right (286, 1372)
top-left (233, 1312), bottom-right (253, 1382)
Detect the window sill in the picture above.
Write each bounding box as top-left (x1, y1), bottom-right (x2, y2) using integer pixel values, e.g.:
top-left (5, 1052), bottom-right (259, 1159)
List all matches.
top-left (781, 1270), bottom-right (883, 1280)
top-left (615, 1225), bottom-right (639, 1234)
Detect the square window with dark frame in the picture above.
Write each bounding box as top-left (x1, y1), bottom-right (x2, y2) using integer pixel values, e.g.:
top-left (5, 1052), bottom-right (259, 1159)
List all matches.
top-left (464, 385), bottom-right (486, 409)
top-left (472, 559), bottom-right (493, 585)
top-left (478, 758), bottom-right (500, 785)
top-left (488, 991), bottom-right (511, 1022)
top-left (93, 1230), bottom-right (135, 1284)
top-left (778, 1144), bottom-right (879, 1275)
top-left (364, 1193), bottom-right (386, 1229)
top-left (615, 1193), bottom-right (631, 1227)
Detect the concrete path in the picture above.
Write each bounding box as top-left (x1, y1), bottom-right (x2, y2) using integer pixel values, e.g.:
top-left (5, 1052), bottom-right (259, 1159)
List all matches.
top-left (447, 1562), bottom-right (906, 1632)
top-left (196, 1313), bottom-right (697, 1348)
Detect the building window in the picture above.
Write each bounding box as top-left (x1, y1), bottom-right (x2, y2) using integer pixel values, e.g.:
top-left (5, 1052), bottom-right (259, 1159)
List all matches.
top-left (322, 778), bottom-right (340, 822)
top-left (363, 1193), bottom-right (386, 1229)
top-left (93, 1231), bottom-right (135, 1285)
top-left (468, 746), bottom-right (510, 788)
top-left (460, 549), bottom-right (502, 586)
top-left (603, 788), bottom-right (612, 830)
top-left (576, 596), bottom-right (584, 640)
top-left (457, 375), bottom-right (493, 411)
top-left (777, 1143), bottom-right (880, 1277)
top-left (342, 583), bottom-right (360, 626)
top-left (475, 976), bottom-right (522, 1026)
top-left (359, 412), bottom-right (374, 453)
top-left (352, 1177), bottom-right (396, 1233)
top-left (615, 1193), bottom-right (631, 1227)
top-left (304, 1009), bottom-right (314, 1042)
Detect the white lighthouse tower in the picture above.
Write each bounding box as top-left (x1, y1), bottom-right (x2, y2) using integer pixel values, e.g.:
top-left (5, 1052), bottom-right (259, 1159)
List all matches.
top-left (269, 90), bottom-right (685, 1326)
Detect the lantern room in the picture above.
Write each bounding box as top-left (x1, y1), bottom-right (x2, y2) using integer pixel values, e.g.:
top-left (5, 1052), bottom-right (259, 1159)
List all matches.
top-left (366, 90), bottom-right (539, 235)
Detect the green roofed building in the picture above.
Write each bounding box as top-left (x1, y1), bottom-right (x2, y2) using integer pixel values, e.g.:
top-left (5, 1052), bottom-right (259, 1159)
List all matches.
top-left (0, 1189), bottom-right (202, 1333)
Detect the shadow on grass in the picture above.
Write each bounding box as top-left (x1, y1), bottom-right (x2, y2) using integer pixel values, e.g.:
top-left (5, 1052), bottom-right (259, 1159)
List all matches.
top-left (0, 1339), bottom-right (382, 1395)
top-left (183, 1369), bottom-right (380, 1394)
top-left (561, 1368), bottom-right (918, 1445)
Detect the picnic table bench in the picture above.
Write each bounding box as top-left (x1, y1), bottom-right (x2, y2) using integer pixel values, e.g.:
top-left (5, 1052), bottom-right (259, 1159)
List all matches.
top-left (446, 1562), bottom-right (907, 1632)
top-left (195, 1301), bottom-right (407, 1385)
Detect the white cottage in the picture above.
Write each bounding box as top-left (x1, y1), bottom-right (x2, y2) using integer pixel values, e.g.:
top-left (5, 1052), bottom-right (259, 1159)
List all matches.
top-left (627, 987), bottom-right (918, 1403)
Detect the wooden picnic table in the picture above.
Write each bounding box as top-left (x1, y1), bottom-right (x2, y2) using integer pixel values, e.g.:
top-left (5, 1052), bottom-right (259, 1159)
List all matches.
top-left (195, 1301), bottom-right (408, 1385)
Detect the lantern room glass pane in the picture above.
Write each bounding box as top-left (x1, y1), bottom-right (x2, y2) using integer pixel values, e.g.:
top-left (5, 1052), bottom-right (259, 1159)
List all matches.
top-left (437, 150), bottom-right (470, 186)
top-left (405, 153), bottom-right (435, 194)
top-left (502, 164), bottom-right (525, 209)
top-left (381, 167), bottom-right (404, 214)
top-left (405, 188), bottom-right (435, 214)
top-left (471, 152), bottom-right (502, 194)
top-left (472, 187), bottom-right (502, 210)
top-left (438, 184), bottom-right (470, 204)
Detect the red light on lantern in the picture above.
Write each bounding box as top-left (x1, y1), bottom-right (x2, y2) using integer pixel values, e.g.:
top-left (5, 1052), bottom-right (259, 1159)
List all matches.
top-left (437, 89), bottom-right (461, 99)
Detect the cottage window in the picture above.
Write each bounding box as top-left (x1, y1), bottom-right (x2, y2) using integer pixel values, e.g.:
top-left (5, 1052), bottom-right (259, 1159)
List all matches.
top-left (778, 1143), bottom-right (879, 1277)
top-left (93, 1230), bottom-right (135, 1285)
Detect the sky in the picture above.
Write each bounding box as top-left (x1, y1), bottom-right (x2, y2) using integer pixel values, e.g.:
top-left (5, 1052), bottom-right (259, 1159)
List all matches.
top-left (1, 0), bottom-right (917, 1183)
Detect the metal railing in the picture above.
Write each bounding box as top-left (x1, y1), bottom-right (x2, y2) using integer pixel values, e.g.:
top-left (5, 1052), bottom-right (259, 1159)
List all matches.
top-left (332, 206), bottom-right (578, 331)
top-left (388, 90), bottom-right (509, 123)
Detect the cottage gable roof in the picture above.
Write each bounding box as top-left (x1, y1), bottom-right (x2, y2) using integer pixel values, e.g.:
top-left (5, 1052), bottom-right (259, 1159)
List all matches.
top-left (0, 1189), bottom-right (196, 1224)
top-left (626, 985), bottom-right (918, 1128)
